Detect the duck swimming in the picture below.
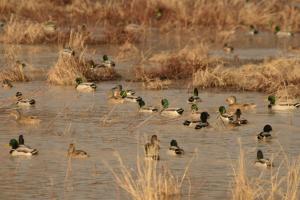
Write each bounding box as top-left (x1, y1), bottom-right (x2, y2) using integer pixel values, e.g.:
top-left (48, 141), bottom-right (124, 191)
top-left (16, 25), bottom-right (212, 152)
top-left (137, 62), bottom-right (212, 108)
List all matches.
top-left (137, 99), bottom-right (158, 113)
top-left (120, 90), bottom-right (142, 103)
top-left (67, 143), bottom-right (88, 158)
top-left (10, 110), bottom-right (41, 125)
top-left (16, 92), bottom-right (35, 106)
top-left (188, 88), bottom-right (201, 103)
top-left (218, 106), bottom-right (234, 124)
top-left (75, 77), bottom-right (97, 92)
top-left (145, 135), bottom-right (160, 160)
top-left (231, 109), bottom-right (248, 125)
top-left (2, 79), bottom-right (13, 88)
top-left (268, 95), bottom-right (300, 110)
top-left (274, 26), bottom-right (293, 37)
top-left (195, 112), bottom-right (210, 129)
top-left (226, 96), bottom-right (256, 112)
top-left (257, 124), bottom-right (272, 141)
top-left (255, 150), bottom-right (272, 168)
top-left (168, 140), bottom-right (184, 155)
top-left (100, 55), bottom-right (115, 68)
top-left (9, 138), bottom-right (38, 156)
top-left (160, 98), bottom-right (184, 117)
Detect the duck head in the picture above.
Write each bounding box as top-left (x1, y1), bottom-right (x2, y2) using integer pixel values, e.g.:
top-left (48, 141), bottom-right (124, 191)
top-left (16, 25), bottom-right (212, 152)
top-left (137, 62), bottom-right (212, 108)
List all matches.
top-left (170, 139), bottom-right (178, 147)
top-left (219, 106), bottom-right (226, 115)
top-left (200, 112), bottom-right (210, 123)
top-left (120, 90), bottom-right (127, 98)
top-left (9, 139), bottom-right (19, 149)
top-left (150, 135), bottom-right (159, 145)
top-left (191, 104), bottom-right (198, 112)
top-left (16, 91), bottom-right (23, 98)
top-left (103, 55), bottom-right (109, 61)
top-left (226, 96), bottom-right (237, 105)
top-left (257, 150), bottom-right (264, 160)
top-left (75, 77), bottom-right (83, 85)
top-left (268, 95), bottom-right (276, 106)
top-left (193, 88), bottom-right (199, 97)
top-left (274, 25), bottom-right (280, 34)
top-left (137, 99), bottom-right (145, 108)
top-left (263, 124), bottom-right (272, 132)
top-left (161, 98), bottom-right (169, 109)
top-left (19, 135), bottom-right (24, 145)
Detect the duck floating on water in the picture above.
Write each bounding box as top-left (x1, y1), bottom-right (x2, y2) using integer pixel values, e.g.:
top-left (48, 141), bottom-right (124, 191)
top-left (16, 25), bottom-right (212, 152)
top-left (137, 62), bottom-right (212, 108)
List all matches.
top-left (231, 109), bottom-right (248, 126)
top-left (10, 110), bottom-right (41, 125)
top-left (67, 143), bottom-right (88, 158)
top-left (100, 55), bottom-right (115, 68)
top-left (268, 95), bottom-right (300, 110)
top-left (226, 96), bottom-right (256, 112)
top-left (75, 77), bottom-right (97, 92)
top-left (120, 90), bottom-right (142, 102)
top-left (218, 106), bottom-right (234, 124)
top-left (137, 99), bottom-right (158, 113)
top-left (2, 79), bottom-right (13, 88)
top-left (257, 124), bottom-right (272, 141)
top-left (16, 92), bottom-right (35, 106)
top-left (255, 150), bottom-right (272, 168)
top-left (160, 98), bottom-right (184, 117)
top-left (188, 88), bottom-right (201, 103)
top-left (195, 112), bottom-right (210, 129)
top-left (168, 139), bottom-right (184, 155)
top-left (274, 26), bottom-right (293, 37)
top-left (9, 138), bottom-right (38, 156)
top-left (145, 135), bottom-right (160, 160)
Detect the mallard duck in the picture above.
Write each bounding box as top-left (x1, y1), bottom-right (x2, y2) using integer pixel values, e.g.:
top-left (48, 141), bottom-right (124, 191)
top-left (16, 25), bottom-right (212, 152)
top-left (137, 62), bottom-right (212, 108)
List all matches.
top-left (195, 112), bottom-right (210, 129)
top-left (188, 88), bottom-right (202, 103)
top-left (9, 138), bottom-right (38, 156)
top-left (231, 109), bottom-right (248, 125)
top-left (255, 150), bottom-right (272, 168)
top-left (218, 106), bottom-right (234, 123)
top-left (274, 26), bottom-right (293, 37)
top-left (168, 140), bottom-right (184, 155)
top-left (160, 98), bottom-right (184, 117)
top-left (61, 47), bottom-right (75, 57)
top-left (223, 43), bottom-right (234, 53)
top-left (2, 79), bottom-right (13, 88)
top-left (110, 85), bottom-right (135, 98)
top-left (120, 90), bottom-right (142, 102)
top-left (43, 21), bottom-right (57, 33)
top-left (10, 110), bottom-right (41, 125)
top-left (67, 143), bottom-right (88, 158)
top-left (18, 135), bottom-right (37, 151)
top-left (257, 124), bottom-right (272, 141)
top-left (75, 77), bottom-right (97, 92)
top-left (248, 25), bottom-right (259, 35)
top-left (16, 92), bottom-right (35, 106)
top-left (268, 95), bottom-right (300, 110)
top-left (226, 96), bottom-right (256, 112)
top-left (137, 99), bottom-right (158, 113)
top-left (100, 55), bottom-right (115, 68)
top-left (145, 135), bottom-right (160, 160)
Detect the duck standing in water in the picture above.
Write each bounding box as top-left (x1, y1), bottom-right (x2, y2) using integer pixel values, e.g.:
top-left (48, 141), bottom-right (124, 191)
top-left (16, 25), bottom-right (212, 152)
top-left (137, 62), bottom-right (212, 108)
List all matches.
top-left (137, 99), bottom-right (158, 113)
top-left (15, 92), bottom-right (35, 106)
top-left (67, 143), bottom-right (89, 158)
top-left (188, 88), bottom-right (201, 103)
top-left (168, 140), bottom-right (184, 155)
top-left (9, 138), bottom-right (38, 156)
top-left (75, 77), bottom-right (97, 92)
top-left (2, 79), bottom-right (13, 88)
top-left (268, 95), bottom-right (300, 110)
top-left (195, 112), bottom-right (210, 129)
top-left (145, 135), bottom-right (160, 160)
top-left (226, 96), bottom-right (256, 112)
top-left (257, 124), bottom-right (272, 141)
top-left (255, 150), bottom-right (272, 168)
top-left (160, 98), bottom-right (184, 117)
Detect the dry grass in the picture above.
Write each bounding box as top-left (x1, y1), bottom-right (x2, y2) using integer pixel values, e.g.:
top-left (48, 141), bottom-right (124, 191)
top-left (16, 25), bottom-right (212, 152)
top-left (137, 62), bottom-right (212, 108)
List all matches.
top-left (232, 142), bottom-right (300, 200)
top-left (193, 58), bottom-right (300, 97)
top-left (108, 152), bottom-right (189, 200)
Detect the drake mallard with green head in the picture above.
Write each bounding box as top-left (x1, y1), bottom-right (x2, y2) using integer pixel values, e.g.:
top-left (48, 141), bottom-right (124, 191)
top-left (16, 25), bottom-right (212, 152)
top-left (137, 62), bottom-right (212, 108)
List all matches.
top-left (188, 88), bottom-right (202, 103)
top-left (67, 143), bottom-right (88, 158)
top-left (145, 135), bottom-right (160, 160)
top-left (75, 77), bottom-right (97, 92)
top-left (160, 98), bottom-right (184, 117)
top-left (195, 112), bottom-right (210, 129)
top-left (257, 124), bottom-right (272, 141)
top-left (254, 150), bottom-right (272, 168)
top-left (16, 92), bottom-right (35, 106)
top-left (268, 95), bottom-right (300, 110)
top-left (100, 55), bottom-right (115, 68)
top-left (274, 26), bottom-right (293, 37)
top-left (226, 95), bottom-right (256, 112)
top-left (231, 109), bottom-right (248, 126)
top-left (168, 140), bottom-right (184, 155)
top-left (120, 90), bottom-right (142, 102)
top-left (9, 138), bottom-right (38, 156)
top-left (218, 106), bottom-right (234, 123)
top-left (2, 79), bottom-right (13, 88)
top-left (137, 99), bottom-right (158, 113)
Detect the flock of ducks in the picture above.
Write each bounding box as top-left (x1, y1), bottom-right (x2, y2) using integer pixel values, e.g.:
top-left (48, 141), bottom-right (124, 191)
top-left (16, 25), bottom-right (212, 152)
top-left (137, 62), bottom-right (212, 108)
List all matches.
top-left (6, 81), bottom-right (299, 168)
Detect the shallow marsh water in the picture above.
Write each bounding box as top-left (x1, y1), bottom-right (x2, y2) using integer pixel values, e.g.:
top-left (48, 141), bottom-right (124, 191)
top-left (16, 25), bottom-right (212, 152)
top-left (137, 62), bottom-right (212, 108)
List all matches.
top-left (0, 31), bottom-right (300, 199)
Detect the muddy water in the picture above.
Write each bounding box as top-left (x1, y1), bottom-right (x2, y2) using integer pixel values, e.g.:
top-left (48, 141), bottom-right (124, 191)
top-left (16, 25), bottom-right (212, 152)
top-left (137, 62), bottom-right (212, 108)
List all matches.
top-left (0, 80), bottom-right (300, 200)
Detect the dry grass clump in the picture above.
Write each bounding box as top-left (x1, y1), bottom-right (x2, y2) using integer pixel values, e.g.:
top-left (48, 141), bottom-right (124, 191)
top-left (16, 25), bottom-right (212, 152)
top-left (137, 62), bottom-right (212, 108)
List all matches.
top-left (117, 41), bottom-right (140, 60)
top-left (108, 153), bottom-right (187, 200)
top-left (232, 144), bottom-right (300, 200)
top-left (143, 78), bottom-right (172, 90)
top-left (193, 58), bottom-right (300, 97)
